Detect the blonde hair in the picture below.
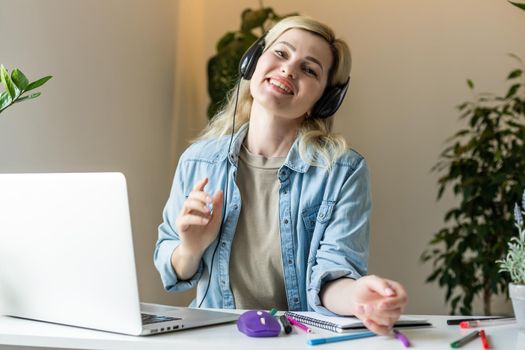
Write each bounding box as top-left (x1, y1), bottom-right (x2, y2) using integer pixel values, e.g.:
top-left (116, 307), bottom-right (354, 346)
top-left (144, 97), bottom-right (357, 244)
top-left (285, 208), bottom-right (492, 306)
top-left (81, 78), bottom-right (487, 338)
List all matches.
top-left (197, 16), bottom-right (352, 170)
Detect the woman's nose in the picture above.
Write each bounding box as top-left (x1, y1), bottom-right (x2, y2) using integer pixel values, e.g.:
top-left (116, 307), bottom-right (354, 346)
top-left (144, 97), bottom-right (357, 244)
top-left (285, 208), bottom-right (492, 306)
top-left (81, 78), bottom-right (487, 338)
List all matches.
top-left (281, 62), bottom-right (297, 79)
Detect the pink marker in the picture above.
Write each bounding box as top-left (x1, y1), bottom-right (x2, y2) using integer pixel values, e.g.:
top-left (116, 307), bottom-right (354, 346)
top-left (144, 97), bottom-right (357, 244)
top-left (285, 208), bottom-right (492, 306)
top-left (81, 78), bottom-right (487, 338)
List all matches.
top-left (286, 315), bottom-right (312, 333)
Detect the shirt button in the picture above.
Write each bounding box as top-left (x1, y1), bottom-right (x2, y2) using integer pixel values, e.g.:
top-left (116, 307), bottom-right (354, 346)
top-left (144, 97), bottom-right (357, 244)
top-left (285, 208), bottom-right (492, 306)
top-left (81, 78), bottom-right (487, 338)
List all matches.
top-left (288, 259), bottom-right (293, 265)
top-left (233, 204), bottom-right (238, 210)
top-left (319, 213), bottom-right (325, 218)
top-left (221, 242), bottom-right (226, 247)
top-left (284, 219), bottom-right (289, 224)
top-left (283, 190), bottom-right (288, 195)
top-left (294, 297), bottom-right (299, 303)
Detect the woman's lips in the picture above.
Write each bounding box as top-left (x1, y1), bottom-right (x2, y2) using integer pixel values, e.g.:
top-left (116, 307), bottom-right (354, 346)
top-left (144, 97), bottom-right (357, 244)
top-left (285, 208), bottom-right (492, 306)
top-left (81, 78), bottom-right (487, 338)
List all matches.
top-left (267, 77), bottom-right (295, 95)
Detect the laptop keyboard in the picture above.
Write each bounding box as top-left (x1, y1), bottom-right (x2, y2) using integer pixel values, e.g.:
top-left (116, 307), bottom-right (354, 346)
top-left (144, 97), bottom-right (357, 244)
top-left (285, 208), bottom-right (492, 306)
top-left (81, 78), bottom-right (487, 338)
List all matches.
top-left (141, 313), bottom-right (181, 325)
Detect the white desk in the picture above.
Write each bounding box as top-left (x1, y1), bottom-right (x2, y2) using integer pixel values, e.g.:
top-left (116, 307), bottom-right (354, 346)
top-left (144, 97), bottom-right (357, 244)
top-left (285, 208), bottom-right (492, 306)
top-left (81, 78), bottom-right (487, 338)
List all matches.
top-left (0, 314), bottom-right (523, 350)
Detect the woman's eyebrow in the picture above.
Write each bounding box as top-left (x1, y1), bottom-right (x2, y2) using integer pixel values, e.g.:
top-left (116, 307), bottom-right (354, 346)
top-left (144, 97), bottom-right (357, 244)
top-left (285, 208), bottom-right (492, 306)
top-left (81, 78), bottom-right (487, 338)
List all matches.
top-left (276, 41), bottom-right (324, 72)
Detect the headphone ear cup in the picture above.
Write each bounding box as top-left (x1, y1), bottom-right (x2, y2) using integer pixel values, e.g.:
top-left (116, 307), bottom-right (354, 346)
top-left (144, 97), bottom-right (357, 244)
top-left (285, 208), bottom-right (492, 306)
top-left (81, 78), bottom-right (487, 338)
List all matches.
top-left (311, 79), bottom-right (350, 119)
top-left (239, 36), bottom-right (266, 80)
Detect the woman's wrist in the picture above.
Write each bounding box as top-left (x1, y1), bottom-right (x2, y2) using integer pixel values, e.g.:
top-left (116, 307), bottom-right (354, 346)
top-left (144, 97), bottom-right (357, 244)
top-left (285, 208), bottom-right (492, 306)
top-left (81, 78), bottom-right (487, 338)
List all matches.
top-left (172, 243), bottom-right (205, 280)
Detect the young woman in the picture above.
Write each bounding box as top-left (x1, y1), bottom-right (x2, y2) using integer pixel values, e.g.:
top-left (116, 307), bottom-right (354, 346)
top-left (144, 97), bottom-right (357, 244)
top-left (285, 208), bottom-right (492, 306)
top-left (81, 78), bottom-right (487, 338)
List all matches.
top-left (154, 16), bottom-right (407, 335)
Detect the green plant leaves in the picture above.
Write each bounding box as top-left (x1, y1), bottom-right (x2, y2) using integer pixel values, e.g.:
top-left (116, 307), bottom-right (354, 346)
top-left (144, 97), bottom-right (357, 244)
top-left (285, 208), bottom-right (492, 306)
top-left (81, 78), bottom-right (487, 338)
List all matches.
top-left (509, 1), bottom-right (525, 11)
top-left (506, 83), bottom-right (522, 99)
top-left (0, 91), bottom-right (12, 110)
top-left (26, 76), bottom-right (52, 92)
top-left (11, 69), bottom-right (29, 91)
top-left (0, 64), bottom-right (52, 114)
top-left (507, 69), bottom-right (522, 80)
top-left (241, 8), bottom-right (274, 32)
top-left (1, 64), bottom-right (18, 99)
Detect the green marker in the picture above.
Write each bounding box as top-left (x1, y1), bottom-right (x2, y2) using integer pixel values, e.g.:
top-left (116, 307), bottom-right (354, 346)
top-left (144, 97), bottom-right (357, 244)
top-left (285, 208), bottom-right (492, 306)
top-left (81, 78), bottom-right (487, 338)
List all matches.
top-left (450, 330), bottom-right (479, 348)
top-left (269, 308), bottom-right (278, 316)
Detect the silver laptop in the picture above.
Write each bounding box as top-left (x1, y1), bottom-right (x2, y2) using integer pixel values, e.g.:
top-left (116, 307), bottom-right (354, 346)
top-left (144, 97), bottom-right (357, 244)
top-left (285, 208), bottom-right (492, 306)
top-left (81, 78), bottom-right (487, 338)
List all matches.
top-left (0, 172), bottom-right (238, 336)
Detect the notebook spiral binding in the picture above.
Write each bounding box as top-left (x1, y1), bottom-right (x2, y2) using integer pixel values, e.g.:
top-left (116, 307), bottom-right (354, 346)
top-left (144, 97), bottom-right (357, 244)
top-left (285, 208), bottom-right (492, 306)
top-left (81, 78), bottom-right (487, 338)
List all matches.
top-left (284, 311), bottom-right (341, 332)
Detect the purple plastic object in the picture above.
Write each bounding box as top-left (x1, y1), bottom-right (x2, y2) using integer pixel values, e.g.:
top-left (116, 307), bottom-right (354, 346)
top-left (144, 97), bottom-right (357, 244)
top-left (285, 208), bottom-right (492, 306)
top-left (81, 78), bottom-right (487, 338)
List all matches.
top-left (237, 310), bottom-right (281, 337)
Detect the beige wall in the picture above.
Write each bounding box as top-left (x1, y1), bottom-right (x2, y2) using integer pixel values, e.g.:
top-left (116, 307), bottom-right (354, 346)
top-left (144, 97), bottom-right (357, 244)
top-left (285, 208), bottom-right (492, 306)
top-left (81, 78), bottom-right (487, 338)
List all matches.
top-left (0, 0), bottom-right (179, 305)
top-left (1, 0), bottom-right (524, 316)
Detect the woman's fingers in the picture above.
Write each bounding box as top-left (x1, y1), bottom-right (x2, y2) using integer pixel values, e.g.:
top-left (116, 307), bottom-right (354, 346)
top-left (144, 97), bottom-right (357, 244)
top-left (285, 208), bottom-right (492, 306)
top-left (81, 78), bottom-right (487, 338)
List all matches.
top-left (192, 177), bottom-right (208, 191)
top-left (369, 308), bottom-right (402, 327)
top-left (364, 275), bottom-right (396, 297)
top-left (363, 318), bottom-right (392, 335)
top-left (187, 191), bottom-right (212, 206)
top-left (176, 213), bottom-right (210, 231)
top-left (182, 198), bottom-right (211, 217)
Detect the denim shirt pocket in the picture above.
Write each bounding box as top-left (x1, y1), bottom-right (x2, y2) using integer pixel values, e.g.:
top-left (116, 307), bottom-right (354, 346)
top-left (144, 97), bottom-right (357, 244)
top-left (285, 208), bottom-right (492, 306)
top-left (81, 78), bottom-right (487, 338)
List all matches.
top-left (316, 200), bottom-right (335, 224)
top-left (301, 203), bottom-right (321, 233)
top-left (301, 200), bottom-right (335, 234)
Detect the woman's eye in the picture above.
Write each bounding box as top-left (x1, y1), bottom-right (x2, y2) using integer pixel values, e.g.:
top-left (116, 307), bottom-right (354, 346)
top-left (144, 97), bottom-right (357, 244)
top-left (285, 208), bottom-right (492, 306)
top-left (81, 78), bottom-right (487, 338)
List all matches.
top-left (304, 67), bottom-right (318, 77)
top-left (275, 50), bottom-right (286, 58)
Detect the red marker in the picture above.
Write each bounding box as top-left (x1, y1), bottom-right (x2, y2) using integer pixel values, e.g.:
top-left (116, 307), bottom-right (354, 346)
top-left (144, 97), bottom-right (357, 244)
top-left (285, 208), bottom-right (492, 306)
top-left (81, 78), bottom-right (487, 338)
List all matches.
top-left (479, 330), bottom-right (489, 349)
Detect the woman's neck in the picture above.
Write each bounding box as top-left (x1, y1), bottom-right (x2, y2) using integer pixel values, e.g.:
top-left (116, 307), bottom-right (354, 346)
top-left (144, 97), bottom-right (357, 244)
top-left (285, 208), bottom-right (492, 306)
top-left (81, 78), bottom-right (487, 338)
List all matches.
top-left (244, 102), bottom-right (303, 158)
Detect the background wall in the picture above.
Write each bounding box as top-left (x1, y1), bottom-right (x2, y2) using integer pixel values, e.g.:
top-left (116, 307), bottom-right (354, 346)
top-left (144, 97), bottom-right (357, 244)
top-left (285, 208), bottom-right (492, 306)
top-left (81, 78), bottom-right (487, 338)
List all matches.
top-left (1, 0), bottom-right (524, 316)
top-left (0, 0), bottom-right (178, 306)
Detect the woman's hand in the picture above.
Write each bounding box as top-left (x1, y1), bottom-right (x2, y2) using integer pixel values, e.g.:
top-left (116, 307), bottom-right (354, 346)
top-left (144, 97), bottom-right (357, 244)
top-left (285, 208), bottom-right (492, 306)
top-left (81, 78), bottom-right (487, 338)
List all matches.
top-left (321, 275), bottom-right (408, 335)
top-left (176, 177), bottom-right (224, 254)
top-left (172, 177), bottom-right (223, 280)
top-left (349, 275), bottom-right (408, 334)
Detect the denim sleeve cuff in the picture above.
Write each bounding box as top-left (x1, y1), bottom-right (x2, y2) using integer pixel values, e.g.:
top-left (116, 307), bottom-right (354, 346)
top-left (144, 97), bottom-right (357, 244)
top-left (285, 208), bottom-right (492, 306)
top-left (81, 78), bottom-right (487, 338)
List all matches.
top-left (154, 239), bottom-right (203, 292)
top-left (307, 269), bottom-right (362, 316)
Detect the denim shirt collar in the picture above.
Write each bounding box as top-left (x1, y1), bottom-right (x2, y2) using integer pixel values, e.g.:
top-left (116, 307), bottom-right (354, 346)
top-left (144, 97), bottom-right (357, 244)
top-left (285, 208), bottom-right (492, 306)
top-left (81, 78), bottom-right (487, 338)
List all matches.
top-left (216, 123), bottom-right (311, 173)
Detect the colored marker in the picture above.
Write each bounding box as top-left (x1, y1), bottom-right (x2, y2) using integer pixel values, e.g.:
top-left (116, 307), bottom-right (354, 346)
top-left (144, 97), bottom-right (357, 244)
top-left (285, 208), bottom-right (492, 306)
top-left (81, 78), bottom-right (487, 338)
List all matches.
top-left (279, 315), bottom-right (292, 334)
top-left (459, 317), bottom-right (515, 328)
top-left (393, 329), bottom-right (411, 347)
top-left (269, 308), bottom-right (278, 316)
top-left (286, 315), bottom-right (312, 333)
top-left (479, 330), bottom-right (489, 350)
top-left (450, 330), bottom-right (479, 348)
top-left (307, 331), bottom-right (377, 346)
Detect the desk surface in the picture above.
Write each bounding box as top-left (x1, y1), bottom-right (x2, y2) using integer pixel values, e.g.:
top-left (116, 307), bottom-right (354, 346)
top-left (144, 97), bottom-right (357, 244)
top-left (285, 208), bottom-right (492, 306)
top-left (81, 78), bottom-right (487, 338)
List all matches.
top-left (0, 313), bottom-right (523, 350)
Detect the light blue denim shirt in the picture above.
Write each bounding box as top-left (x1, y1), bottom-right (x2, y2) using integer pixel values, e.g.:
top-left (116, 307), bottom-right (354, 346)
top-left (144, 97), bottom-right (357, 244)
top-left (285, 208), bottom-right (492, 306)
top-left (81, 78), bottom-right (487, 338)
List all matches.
top-left (154, 124), bottom-right (371, 314)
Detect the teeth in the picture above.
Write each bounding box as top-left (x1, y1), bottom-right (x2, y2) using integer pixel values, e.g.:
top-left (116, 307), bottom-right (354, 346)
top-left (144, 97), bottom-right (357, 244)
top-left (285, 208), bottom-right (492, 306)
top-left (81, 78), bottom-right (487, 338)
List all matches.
top-left (269, 79), bottom-right (292, 93)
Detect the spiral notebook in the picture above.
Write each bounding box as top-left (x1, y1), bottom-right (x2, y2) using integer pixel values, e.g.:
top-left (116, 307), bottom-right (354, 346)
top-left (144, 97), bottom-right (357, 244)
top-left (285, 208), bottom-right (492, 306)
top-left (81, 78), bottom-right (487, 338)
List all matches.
top-left (285, 312), bottom-right (431, 333)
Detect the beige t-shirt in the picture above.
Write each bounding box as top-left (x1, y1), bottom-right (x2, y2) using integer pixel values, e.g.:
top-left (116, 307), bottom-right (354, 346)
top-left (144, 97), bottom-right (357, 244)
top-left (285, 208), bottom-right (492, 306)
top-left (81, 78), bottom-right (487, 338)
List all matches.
top-left (229, 144), bottom-right (288, 310)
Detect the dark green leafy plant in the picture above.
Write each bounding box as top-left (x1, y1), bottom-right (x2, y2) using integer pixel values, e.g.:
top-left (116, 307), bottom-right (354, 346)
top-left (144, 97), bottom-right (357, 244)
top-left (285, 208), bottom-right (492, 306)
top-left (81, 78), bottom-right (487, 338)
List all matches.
top-left (421, 55), bottom-right (525, 315)
top-left (510, 1), bottom-right (525, 11)
top-left (206, 7), bottom-right (298, 119)
top-left (0, 65), bottom-right (52, 114)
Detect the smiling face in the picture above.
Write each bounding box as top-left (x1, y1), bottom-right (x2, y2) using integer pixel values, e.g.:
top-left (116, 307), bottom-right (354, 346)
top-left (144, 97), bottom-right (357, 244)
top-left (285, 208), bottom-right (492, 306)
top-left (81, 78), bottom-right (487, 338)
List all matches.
top-left (249, 28), bottom-right (334, 121)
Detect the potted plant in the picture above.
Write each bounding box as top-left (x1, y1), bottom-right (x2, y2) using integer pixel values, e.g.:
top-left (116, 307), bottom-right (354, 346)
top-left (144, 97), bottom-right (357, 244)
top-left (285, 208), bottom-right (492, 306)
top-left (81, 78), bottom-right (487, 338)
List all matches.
top-left (497, 191), bottom-right (525, 329)
top-left (0, 64), bottom-right (52, 114)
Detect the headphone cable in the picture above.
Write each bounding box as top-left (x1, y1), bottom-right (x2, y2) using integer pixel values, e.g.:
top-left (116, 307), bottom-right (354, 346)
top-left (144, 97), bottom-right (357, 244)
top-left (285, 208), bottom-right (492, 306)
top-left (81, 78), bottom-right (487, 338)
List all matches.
top-left (197, 80), bottom-right (240, 308)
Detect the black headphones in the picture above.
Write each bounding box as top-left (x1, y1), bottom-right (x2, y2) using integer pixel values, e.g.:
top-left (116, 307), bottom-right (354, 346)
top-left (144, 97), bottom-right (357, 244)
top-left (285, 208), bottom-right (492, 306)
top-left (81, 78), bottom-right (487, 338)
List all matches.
top-left (239, 34), bottom-right (350, 119)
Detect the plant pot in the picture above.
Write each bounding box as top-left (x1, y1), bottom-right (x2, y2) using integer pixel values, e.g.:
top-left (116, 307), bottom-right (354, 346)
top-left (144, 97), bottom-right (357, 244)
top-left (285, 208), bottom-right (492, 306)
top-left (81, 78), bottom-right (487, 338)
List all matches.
top-left (510, 283), bottom-right (525, 331)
